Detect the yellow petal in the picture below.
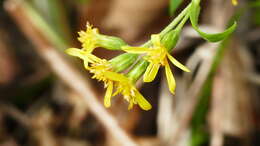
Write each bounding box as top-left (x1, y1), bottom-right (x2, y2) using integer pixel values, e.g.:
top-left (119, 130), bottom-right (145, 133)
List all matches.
top-left (83, 58), bottom-right (89, 69)
top-left (167, 53), bottom-right (190, 72)
top-left (122, 46), bottom-right (150, 54)
top-left (65, 48), bottom-right (103, 68)
top-left (66, 48), bottom-right (91, 67)
top-left (135, 90), bottom-right (152, 110)
top-left (151, 34), bottom-right (161, 47)
top-left (87, 54), bottom-right (102, 63)
top-left (104, 82), bottom-right (113, 108)
top-left (65, 48), bottom-right (86, 59)
top-left (165, 63), bottom-right (176, 94)
top-left (128, 100), bottom-right (134, 110)
top-left (143, 63), bottom-right (160, 82)
top-left (103, 71), bottom-right (129, 82)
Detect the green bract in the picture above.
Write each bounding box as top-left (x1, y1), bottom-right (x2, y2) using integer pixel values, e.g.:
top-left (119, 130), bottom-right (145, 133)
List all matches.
top-left (98, 34), bottom-right (127, 50)
top-left (109, 53), bottom-right (138, 72)
top-left (161, 30), bottom-right (180, 51)
top-left (127, 60), bottom-right (149, 82)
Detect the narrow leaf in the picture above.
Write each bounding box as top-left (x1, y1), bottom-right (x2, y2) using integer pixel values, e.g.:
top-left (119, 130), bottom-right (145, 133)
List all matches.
top-left (189, 1), bottom-right (237, 42)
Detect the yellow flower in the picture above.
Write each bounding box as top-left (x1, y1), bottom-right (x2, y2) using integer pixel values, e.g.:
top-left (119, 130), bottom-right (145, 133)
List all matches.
top-left (111, 76), bottom-right (152, 111)
top-left (232, 0), bottom-right (238, 6)
top-left (91, 63), bottom-right (151, 110)
top-left (76, 56), bottom-right (152, 110)
top-left (65, 23), bottom-right (100, 68)
top-left (65, 48), bottom-right (101, 69)
top-left (100, 69), bottom-right (151, 110)
top-left (65, 49), bottom-right (114, 107)
top-left (87, 59), bottom-right (115, 108)
top-left (78, 22), bottom-right (99, 53)
top-left (122, 34), bottom-right (190, 94)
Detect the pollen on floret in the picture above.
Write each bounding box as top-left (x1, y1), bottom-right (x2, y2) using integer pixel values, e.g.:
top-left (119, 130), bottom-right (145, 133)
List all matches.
top-left (77, 23), bottom-right (99, 52)
top-left (113, 79), bottom-right (152, 111)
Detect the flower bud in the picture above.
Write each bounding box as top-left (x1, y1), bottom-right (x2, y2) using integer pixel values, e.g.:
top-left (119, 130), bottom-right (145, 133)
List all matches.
top-left (127, 60), bottom-right (149, 82)
top-left (109, 53), bottom-right (138, 72)
top-left (161, 30), bottom-right (180, 51)
top-left (97, 34), bottom-right (127, 50)
top-left (78, 23), bottom-right (127, 51)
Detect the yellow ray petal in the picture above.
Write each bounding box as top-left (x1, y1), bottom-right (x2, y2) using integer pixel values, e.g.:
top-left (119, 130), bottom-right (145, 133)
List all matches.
top-left (134, 90), bottom-right (152, 110)
top-left (167, 53), bottom-right (190, 72)
top-left (104, 82), bottom-right (113, 108)
top-left (128, 100), bottom-right (134, 110)
top-left (103, 71), bottom-right (129, 82)
top-left (165, 63), bottom-right (176, 94)
top-left (83, 58), bottom-right (89, 69)
top-left (143, 63), bottom-right (160, 82)
top-left (88, 54), bottom-right (102, 63)
top-left (151, 34), bottom-right (161, 46)
top-left (122, 46), bottom-right (150, 54)
top-left (65, 48), bottom-right (86, 59)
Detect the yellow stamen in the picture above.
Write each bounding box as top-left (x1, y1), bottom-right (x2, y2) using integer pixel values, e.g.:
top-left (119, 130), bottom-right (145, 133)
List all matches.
top-left (113, 79), bottom-right (152, 110)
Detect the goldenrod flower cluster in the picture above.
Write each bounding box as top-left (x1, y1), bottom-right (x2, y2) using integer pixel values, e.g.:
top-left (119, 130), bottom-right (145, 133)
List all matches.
top-left (65, 0), bottom-right (236, 110)
top-left (65, 23), bottom-right (189, 110)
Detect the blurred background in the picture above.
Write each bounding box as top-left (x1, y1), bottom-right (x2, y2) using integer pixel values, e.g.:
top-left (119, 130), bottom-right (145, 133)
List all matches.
top-left (0, 0), bottom-right (259, 146)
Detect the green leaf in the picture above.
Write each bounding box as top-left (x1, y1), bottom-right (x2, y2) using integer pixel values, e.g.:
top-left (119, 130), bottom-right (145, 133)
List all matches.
top-left (169, 0), bottom-right (183, 16)
top-left (189, 1), bottom-right (237, 42)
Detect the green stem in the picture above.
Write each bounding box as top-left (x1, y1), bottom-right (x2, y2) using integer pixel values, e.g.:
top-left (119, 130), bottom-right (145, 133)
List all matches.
top-left (160, 3), bottom-right (191, 36)
top-left (142, 3), bottom-right (192, 47)
top-left (175, 11), bottom-right (190, 32)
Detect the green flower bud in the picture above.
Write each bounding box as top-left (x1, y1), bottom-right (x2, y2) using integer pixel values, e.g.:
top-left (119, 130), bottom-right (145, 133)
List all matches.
top-left (109, 53), bottom-right (138, 72)
top-left (161, 30), bottom-right (180, 52)
top-left (127, 59), bottom-right (149, 83)
top-left (78, 23), bottom-right (127, 51)
top-left (97, 34), bottom-right (127, 50)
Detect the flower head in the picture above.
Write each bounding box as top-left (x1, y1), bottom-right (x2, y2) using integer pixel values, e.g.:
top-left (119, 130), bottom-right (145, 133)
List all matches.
top-left (122, 34), bottom-right (190, 94)
top-left (98, 69), bottom-right (151, 110)
top-left (86, 58), bottom-right (115, 108)
top-left (86, 57), bottom-right (152, 110)
top-left (112, 77), bottom-right (151, 110)
top-left (78, 22), bottom-right (99, 53)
